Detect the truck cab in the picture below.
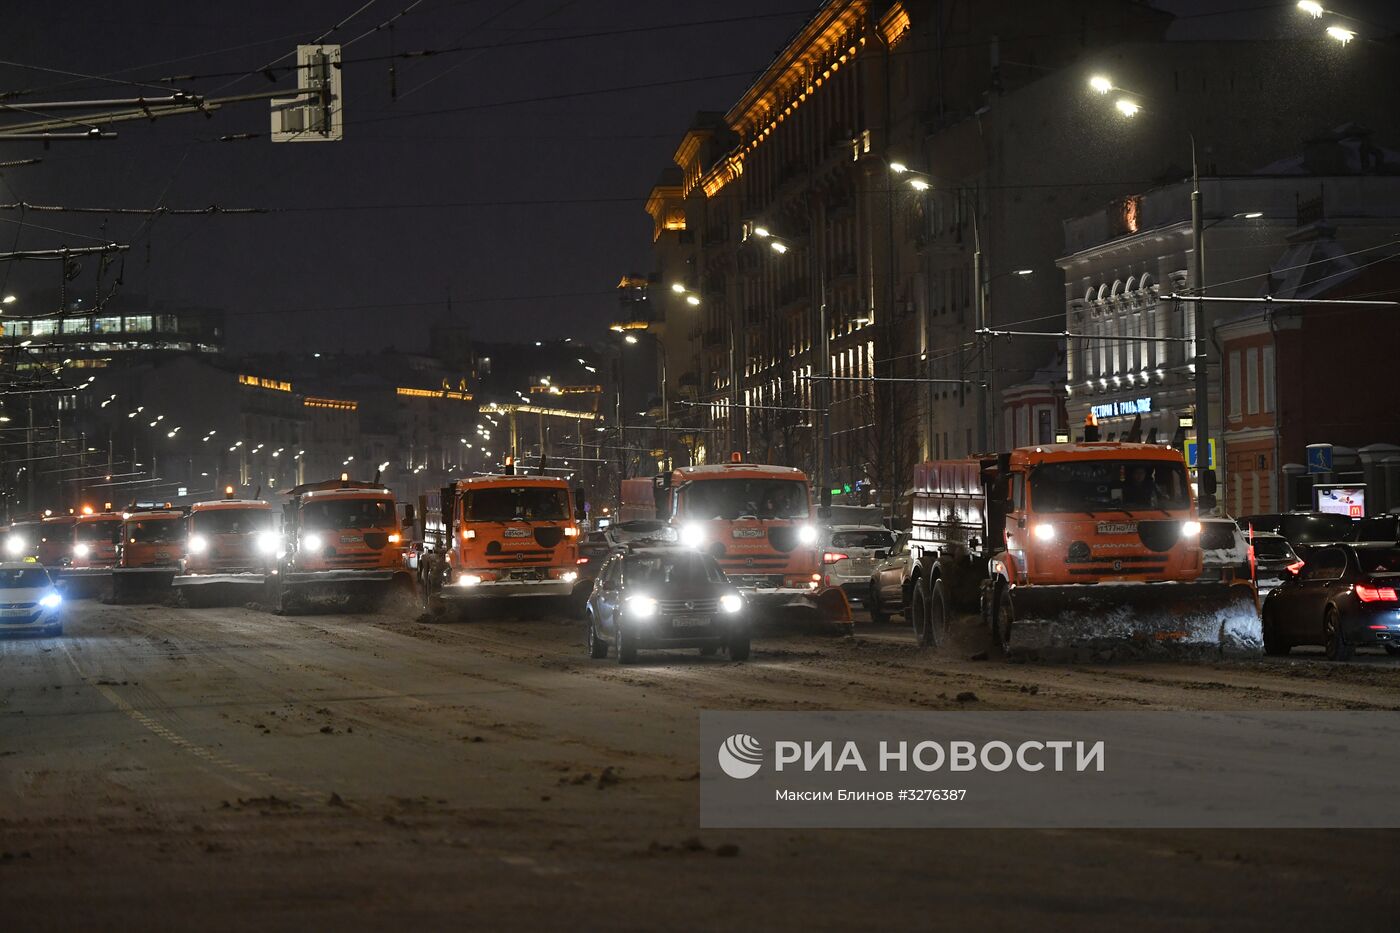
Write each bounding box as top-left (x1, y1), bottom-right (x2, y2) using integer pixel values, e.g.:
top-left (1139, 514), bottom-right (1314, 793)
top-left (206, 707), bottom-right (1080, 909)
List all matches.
top-left (173, 497), bottom-right (278, 602)
top-left (419, 474), bottom-right (583, 613)
top-left (272, 478), bottom-right (411, 612)
top-left (3, 520), bottom-right (44, 561)
top-left (657, 462), bottom-right (825, 607)
top-left (37, 515), bottom-right (78, 569)
top-left (112, 507), bottom-right (188, 601)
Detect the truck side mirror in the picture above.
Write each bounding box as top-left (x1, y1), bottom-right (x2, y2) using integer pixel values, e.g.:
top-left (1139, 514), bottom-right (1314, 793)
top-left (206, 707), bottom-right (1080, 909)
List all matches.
top-left (574, 487), bottom-right (587, 522)
top-left (402, 503), bottom-right (416, 530)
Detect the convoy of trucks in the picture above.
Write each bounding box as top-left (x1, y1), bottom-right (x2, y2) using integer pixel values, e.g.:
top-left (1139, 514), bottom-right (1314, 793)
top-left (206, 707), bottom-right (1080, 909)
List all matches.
top-left (1, 441), bottom-right (1262, 655)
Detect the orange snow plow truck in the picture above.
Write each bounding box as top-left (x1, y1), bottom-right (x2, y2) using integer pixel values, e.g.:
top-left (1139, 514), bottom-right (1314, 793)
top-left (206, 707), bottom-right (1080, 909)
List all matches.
top-left (416, 474), bottom-right (584, 618)
top-left (653, 460), bottom-right (851, 632)
top-left (172, 493), bottom-right (278, 606)
top-left (269, 478), bottom-right (413, 614)
top-left (904, 441), bottom-right (1254, 656)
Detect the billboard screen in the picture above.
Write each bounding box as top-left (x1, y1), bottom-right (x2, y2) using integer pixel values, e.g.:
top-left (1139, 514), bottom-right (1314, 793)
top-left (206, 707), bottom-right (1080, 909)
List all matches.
top-left (1314, 484), bottom-right (1366, 519)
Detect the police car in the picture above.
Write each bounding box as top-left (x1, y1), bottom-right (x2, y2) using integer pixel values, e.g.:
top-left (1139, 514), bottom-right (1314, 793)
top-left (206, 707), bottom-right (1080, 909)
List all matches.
top-left (0, 560), bottom-right (64, 636)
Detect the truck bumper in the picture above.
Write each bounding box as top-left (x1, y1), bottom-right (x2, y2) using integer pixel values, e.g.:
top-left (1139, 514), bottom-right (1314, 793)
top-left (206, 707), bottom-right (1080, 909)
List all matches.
top-left (281, 569), bottom-right (398, 586)
top-left (440, 578), bottom-right (574, 600)
top-left (173, 572), bottom-right (267, 587)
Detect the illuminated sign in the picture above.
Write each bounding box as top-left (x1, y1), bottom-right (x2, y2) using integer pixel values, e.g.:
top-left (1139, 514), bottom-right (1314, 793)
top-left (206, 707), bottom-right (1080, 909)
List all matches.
top-left (397, 387), bottom-right (473, 401)
top-left (1315, 484), bottom-right (1366, 519)
top-left (1090, 397), bottom-right (1152, 420)
top-left (303, 396), bottom-right (358, 411)
top-left (238, 374), bottom-right (292, 392)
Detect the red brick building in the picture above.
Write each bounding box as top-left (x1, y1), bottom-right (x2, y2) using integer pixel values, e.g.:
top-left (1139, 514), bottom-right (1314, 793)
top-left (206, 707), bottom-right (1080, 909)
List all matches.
top-left (1218, 247), bottom-right (1400, 516)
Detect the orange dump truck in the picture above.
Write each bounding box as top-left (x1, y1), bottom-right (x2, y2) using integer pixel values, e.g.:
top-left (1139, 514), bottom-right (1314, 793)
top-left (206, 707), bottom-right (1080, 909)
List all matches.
top-left (112, 507), bottom-right (188, 601)
top-left (64, 510), bottom-right (124, 596)
top-left (417, 474), bottom-right (584, 616)
top-left (3, 518), bottom-right (44, 561)
top-left (37, 514), bottom-right (78, 570)
top-left (270, 478), bottom-right (412, 613)
top-left (904, 442), bottom-right (1253, 655)
top-left (173, 496), bottom-right (278, 606)
top-left (655, 461), bottom-right (850, 631)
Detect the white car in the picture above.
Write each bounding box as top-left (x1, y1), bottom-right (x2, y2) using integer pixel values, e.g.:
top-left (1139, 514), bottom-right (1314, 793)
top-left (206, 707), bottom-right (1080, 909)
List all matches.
top-left (820, 525), bottom-right (898, 606)
top-left (0, 562), bottom-right (64, 636)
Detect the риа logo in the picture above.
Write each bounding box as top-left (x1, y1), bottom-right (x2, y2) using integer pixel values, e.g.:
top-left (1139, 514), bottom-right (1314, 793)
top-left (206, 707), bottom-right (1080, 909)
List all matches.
top-left (717, 734), bottom-right (764, 779)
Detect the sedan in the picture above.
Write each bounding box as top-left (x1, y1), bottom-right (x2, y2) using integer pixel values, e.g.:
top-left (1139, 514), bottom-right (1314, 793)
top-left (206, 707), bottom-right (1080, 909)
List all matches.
top-left (1261, 542), bottom-right (1400, 660)
top-left (585, 546), bottom-right (749, 663)
top-left (0, 562), bottom-right (64, 637)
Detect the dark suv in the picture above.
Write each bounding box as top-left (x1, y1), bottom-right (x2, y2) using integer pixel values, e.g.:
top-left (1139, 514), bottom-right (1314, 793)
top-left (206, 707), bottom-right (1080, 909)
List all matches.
top-left (584, 546), bottom-right (750, 664)
top-left (1236, 512), bottom-right (1353, 547)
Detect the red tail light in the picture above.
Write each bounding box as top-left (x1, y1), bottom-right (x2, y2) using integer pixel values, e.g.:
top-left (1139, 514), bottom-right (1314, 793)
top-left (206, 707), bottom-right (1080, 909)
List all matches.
top-left (822, 551), bottom-right (849, 564)
top-left (1354, 583), bottom-right (1398, 603)
top-left (576, 557), bottom-right (590, 565)
top-left (1286, 560), bottom-right (1304, 575)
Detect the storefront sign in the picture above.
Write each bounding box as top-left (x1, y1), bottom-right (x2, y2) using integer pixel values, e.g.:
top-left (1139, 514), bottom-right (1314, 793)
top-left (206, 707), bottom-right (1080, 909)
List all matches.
top-left (1090, 397), bottom-right (1152, 420)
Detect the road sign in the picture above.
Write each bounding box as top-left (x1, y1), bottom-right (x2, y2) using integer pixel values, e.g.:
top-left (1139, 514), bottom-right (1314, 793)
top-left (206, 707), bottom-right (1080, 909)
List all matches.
top-left (1306, 444), bottom-right (1334, 475)
top-left (1183, 438), bottom-right (1217, 471)
top-left (272, 45), bottom-right (343, 142)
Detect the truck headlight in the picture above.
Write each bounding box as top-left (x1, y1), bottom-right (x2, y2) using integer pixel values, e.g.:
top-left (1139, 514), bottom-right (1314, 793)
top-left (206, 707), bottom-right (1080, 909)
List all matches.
top-left (720, 593), bottom-right (744, 614)
top-left (40, 592), bottom-right (61, 609)
top-left (1032, 524), bottom-right (1056, 542)
top-left (256, 531), bottom-right (281, 554)
top-left (303, 532), bottom-right (323, 551)
top-left (4, 536), bottom-right (23, 556)
top-left (458, 574), bottom-right (482, 587)
top-left (188, 535), bottom-right (208, 554)
top-left (561, 570), bottom-right (578, 583)
top-left (627, 595), bottom-right (658, 618)
top-left (73, 543), bottom-right (91, 558)
top-left (1181, 521), bottom-right (1201, 538)
top-left (679, 524), bottom-right (705, 548)
top-left (797, 524), bottom-right (818, 545)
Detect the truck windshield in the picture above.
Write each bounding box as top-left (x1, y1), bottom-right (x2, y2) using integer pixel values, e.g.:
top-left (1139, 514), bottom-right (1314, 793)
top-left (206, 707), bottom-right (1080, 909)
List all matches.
top-left (681, 479), bottom-right (810, 520)
top-left (303, 499), bottom-right (395, 530)
top-left (75, 520), bottom-right (121, 543)
top-left (1030, 460), bottom-right (1190, 513)
top-left (126, 520), bottom-right (184, 544)
top-left (465, 486), bottom-right (569, 522)
top-left (193, 509), bottom-right (274, 535)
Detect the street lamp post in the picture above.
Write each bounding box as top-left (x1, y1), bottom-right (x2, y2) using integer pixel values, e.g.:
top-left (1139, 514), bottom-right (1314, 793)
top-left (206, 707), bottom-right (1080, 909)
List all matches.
top-left (1090, 76), bottom-right (1216, 506)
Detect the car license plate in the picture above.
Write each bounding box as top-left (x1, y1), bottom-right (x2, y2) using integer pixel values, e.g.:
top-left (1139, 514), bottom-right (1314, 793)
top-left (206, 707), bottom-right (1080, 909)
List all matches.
top-left (1096, 522), bottom-right (1138, 535)
top-left (672, 614), bottom-right (711, 628)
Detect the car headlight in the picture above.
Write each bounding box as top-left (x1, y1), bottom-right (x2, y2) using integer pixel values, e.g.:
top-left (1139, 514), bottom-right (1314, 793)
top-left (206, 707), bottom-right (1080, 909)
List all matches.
top-left (458, 573), bottom-right (482, 587)
top-left (303, 532), bottom-right (323, 551)
top-left (188, 534), bottom-right (208, 554)
top-left (1181, 520), bottom-right (1201, 538)
top-left (627, 595), bottom-right (658, 618)
top-left (1032, 524), bottom-right (1056, 542)
top-left (39, 592), bottom-right (61, 609)
top-left (256, 531), bottom-right (281, 554)
top-left (5, 536), bottom-right (25, 555)
top-left (679, 524), bottom-right (706, 548)
top-left (720, 593), bottom-right (744, 614)
top-left (73, 543), bottom-right (91, 558)
top-left (797, 524), bottom-right (818, 545)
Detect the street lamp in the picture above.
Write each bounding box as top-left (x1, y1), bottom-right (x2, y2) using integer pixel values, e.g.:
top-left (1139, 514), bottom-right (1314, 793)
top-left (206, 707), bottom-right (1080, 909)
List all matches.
top-left (1089, 75), bottom-right (1214, 506)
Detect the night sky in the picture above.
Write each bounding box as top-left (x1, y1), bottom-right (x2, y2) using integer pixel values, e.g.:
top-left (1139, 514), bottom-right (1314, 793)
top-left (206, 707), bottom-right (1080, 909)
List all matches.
top-left (1, 1), bottom-right (1392, 354)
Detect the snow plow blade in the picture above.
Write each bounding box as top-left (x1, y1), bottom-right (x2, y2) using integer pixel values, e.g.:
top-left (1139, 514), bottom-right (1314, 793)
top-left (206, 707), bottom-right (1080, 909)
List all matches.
top-left (994, 582), bottom-right (1259, 658)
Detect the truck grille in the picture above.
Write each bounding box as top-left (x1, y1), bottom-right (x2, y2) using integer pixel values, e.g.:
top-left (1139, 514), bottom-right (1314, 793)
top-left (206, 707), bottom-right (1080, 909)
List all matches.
top-left (657, 598), bottom-right (720, 613)
top-left (486, 549), bottom-right (553, 565)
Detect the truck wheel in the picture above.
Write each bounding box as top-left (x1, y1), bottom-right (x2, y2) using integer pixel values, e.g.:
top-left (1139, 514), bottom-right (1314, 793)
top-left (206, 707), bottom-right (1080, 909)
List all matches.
top-left (988, 582), bottom-right (1014, 658)
top-left (910, 577), bottom-right (931, 646)
top-left (1324, 608), bottom-right (1353, 662)
top-left (927, 579), bottom-right (951, 648)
